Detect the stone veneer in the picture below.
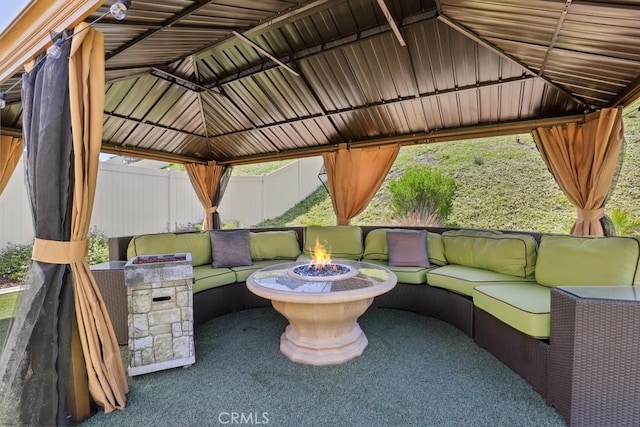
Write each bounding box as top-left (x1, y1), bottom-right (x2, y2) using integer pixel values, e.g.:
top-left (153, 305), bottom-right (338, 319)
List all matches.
top-left (124, 253), bottom-right (195, 376)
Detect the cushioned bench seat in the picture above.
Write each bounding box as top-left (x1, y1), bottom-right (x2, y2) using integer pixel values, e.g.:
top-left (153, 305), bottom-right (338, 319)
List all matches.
top-left (231, 259), bottom-right (297, 282)
top-left (427, 265), bottom-right (535, 297)
top-left (192, 265), bottom-right (236, 294)
top-left (473, 284), bottom-right (551, 338)
top-left (363, 259), bottom-right (436, 284)
top-left (473, 234), bottom-right (640, 340)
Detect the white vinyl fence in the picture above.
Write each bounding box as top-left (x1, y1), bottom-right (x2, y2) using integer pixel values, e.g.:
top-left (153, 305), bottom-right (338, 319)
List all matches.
top-left (0, 157), bottom-right (323, 247)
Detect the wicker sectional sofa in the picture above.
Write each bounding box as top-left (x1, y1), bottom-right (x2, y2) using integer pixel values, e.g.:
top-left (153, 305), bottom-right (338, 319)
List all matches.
top-left (106, 225), bottom-right (640, 424)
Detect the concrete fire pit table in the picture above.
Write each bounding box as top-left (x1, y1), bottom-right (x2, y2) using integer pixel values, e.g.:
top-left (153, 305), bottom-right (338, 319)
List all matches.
top-left (246, 260), bottom-right (396, 365)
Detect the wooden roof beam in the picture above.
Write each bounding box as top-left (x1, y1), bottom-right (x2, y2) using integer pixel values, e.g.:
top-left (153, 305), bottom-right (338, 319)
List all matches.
top-left (0, 0), bottom-right (105, 83)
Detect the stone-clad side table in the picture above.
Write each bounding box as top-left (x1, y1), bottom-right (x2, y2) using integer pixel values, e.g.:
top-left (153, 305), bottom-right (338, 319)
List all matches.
top-left (124, 253), bottom-right (195, 376)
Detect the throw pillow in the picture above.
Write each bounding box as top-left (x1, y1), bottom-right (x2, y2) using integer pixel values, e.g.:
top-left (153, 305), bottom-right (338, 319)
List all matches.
top-left (387, 230), bottom-right (430, 268)
top-left (210, 229), bottom-right (252, 268)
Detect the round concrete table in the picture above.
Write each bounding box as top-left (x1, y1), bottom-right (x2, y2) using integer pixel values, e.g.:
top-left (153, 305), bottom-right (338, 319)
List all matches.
top-left (246, 260), bottom-right (397, 365)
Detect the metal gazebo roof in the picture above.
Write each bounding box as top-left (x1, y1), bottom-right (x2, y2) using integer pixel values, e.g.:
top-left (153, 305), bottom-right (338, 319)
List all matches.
top-left (1, 0), bottom-right (639, 165)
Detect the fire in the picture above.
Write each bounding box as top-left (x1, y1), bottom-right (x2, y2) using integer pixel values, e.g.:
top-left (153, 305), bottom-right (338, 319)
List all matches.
top-left (311, 237), bottom-right (332, 268)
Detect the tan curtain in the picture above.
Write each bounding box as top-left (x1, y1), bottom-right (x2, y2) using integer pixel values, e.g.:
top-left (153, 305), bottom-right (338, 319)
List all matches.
top-left (532, 107), bottom-right (624, 236)
top-left (185, 162), bottom-right (225, 230)
top-left (323, 144), bottom-right (400, 225)
top-left (0, 135), bottom-right (22, 194)
top-left (68, 23), bottom-right (128, 412)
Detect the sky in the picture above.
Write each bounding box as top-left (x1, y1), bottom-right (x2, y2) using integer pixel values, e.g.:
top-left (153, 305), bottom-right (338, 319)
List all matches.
top-left (0, 0), bottom-right (31, 33)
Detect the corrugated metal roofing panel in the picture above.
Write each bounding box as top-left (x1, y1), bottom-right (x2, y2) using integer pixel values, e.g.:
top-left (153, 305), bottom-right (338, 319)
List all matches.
top-left (4, 0), bottom-right (638, 165)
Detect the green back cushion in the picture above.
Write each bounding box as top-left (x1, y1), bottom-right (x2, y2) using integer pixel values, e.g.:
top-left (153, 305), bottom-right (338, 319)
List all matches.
top-left (362, 229), bottom-right (447, 266)
top-left (535, 235), bottom-right (640, 287)
top-left (442, 230), bottom-right (537, 278)
top-left (303, 226), bottom-right (363, 259)
top-left (250, 230), bottom-right (301, 260)
top-left (127, 232), bottom-right (212, 266)
top-left (178, 233), bottom-right (213, 266)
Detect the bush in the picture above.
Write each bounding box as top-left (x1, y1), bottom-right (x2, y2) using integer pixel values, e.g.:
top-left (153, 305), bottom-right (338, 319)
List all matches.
top-left (388, 166), bottom-right (456, 225)
top-left (174, 221), bottom-right (203, 232)
top-left (610, 208), bottom-right (640, 236)
top-left (0, 243), bottom-right (33, 281)
top-left (0, 229), bottom-right (110, 282)
top-left (87, 229), bottom-right (109, 265)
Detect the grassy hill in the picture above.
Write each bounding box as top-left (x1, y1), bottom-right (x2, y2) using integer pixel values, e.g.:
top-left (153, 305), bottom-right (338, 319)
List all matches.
top-left (256, 101), bottom-right (640, 234)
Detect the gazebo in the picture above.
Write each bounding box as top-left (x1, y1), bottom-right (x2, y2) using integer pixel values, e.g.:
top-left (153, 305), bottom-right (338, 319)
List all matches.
top-left (0, 0), bottom-right (639, 425)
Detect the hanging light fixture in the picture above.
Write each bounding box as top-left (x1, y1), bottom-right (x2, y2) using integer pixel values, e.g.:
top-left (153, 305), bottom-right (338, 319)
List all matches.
top-left (0, 93), bottom-right (6, 109)
top-left (110, 0), bottom-right (131, 21)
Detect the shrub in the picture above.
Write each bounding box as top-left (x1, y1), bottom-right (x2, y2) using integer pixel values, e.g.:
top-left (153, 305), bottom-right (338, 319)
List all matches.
top-left (174, 221), bottom-right (203, 232)
top-left (0, 243), bottom-right (33, 281)
top-left (0, 229), bottom-right (110, 282)
top-left (388, 166), bottom-right (456, 225)
top-left (391, 211), bottom-right (441, 227)
top-left (610, 208), bottom-right (640, 236)
top-left (87, 229), bottom-right (109, 265)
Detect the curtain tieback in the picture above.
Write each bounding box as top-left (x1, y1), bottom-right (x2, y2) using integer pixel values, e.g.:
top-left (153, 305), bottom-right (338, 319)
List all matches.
top-left (206, 206), bottom-right (218, 213)
top-left (577, 208), bottom-right (604, 222)
top-left (32, 238), bottom-right (87, 264)
top-left (337, 216), bottom-right (351, 225)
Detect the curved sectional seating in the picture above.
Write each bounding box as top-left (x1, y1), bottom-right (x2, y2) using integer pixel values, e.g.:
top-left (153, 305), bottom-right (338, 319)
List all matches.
top-left (108, 225), bottom-right (640, 423)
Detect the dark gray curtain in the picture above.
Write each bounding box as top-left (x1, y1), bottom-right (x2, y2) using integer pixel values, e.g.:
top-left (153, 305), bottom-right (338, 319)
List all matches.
top-left (0, 33), bottom-right (75, 426)
top-left (212, 165), bottom-right (233, 229)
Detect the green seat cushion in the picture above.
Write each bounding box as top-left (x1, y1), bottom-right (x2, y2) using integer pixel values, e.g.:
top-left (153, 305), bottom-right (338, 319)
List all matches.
top-left (364, 259), bottom-right (433, 284)
top-left (536, 235), bottom-right (640, 287)
top-left (231, 260), bottom-right (295, 282)
top-left (473, 284), bottom-right (552, 338)
top-left (442, 231), bottom-right (537, 278)
top-left (127, 232), bottom-right (212, 266)
top-left (362, 228), bottom-right (447, 266)
top-left (192, 265), bottom-right (236, 294)
top-left (303, 226), bottom-right (363, 259)
top-left (427, 265), bottom-right (535, 296)
top-left (250, 230), bottom-right (301, 260)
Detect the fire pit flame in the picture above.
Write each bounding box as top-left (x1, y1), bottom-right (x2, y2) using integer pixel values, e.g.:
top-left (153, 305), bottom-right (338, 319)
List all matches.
top-left (311, 237), bottom-right (331, 268)
top-left (287, 239), bottom-right (358, 281)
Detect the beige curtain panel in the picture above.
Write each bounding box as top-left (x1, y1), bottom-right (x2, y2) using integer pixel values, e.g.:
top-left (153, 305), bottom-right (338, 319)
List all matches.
top-left (0, 135), bottom-right (22, 195)
top-left (186, 162), bottom-right (225, 230)
top-left (67, 23), bottom-right (128, 412)
top-left (323, 144), bottom-right (400, 225)
top-left (533, 107), bottom-right (624, 236)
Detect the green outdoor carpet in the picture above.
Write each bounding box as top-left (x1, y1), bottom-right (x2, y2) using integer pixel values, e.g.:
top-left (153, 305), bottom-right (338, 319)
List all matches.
top-left (82, 308), bottom-right (564, 426)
